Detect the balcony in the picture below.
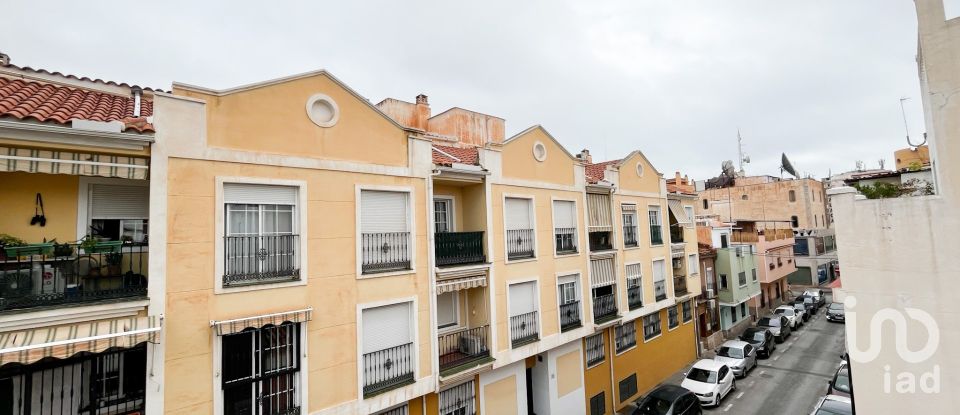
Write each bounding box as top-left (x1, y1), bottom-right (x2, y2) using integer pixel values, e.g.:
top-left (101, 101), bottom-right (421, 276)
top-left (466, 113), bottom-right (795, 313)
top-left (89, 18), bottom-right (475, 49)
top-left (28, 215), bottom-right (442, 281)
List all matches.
top-left (435, 231), bottom-right (485, 267)
top-left (0, 242), bottom-right (148, 312)
top-left (588, 231), bottom-right (614, 252)
top-left (506, 229), bottom-right (535, 260)
top-left (223, 234), bottom-right (300, 286)
top-left (674, 275), bottom-right (688, 296)
top-left (670, 227), bottom-right (684, 243)
top-left (554, 228), bottom-right (578, 255)
top-left (362, 342), bottom-right (415, 398)
top-left (592, 293), bottom-right (618, 324)
top-left (559, 301), bottom-right (582, 332)
top-left (627, 285), bottom-right (643, 310)
top-left (361, 232), bottom-right (412, 274)
top-left (671, 243), bottom-right (685, 259)
top-left (438, 325), bottom-right (491, 375)
top-left (654, 280), bottom-right (667, 302)
top-left (623, 225), bottom-right (638, 248)
top-left (649, 225), bottom-right (664, 245)
top-left (509, 311), bottom-right (539, 347)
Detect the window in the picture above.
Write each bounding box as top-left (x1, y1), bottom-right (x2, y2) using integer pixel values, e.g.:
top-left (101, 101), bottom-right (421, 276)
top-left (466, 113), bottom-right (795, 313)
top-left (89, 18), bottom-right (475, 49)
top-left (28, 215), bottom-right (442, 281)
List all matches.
top-left (752, 269), bottom-right (758, 281)
top-left (815, 215), bottom-right (818, 227)
top-left (590, 392), bottom-right (606, 415)
top-left (668, 306), bottom-right (679, 329)
top-left (587, 193), bottom-right (613, 251)
top-left (720, 233), bottom-right (729, 248)
top-left (361, 190), bottom-right (412, 274)
top-left (509, 281), bottom-right (539, 346)
top-left (558, 275), bottom-right (581, 331)
top-left (585, 333), bottom-right (605, 367)
top-left (89, 183), bottom-right (150, 243)
top-left (794, 238), bottom-right (810, 256)
top-left (505, 197), bottom-right (535, 260)
top-left (684, 205), bottom-right (694, 222)
top-left (740, 303), bottom-right (747, 319)
top-left (788, 190), bottom-right (796, 202)
top-left (643, 312), bottom-right (662, 340)
top-left (720, 274), bottom-right (729, 290)
top-left (362, 302), bottom-right (415, 397)
top-left (703, 199), bottom-right (709, 209)
top-left (622, 204), bottom-right (638, 248)
top-left (436, 292), bottom-right (458, 330)
top-left (741, 194), bottom-right (748, 200)
top-left (439, 380), bottom-right (476, 415)
top-left (648, 206), bottom-right (663, 245)
top-left (682, 301), bottom-right (692, 322)
top-left (687, 254), bottom-right (699, 275)
top-left (738, 271), bottom-right (747, 287)
top-left (590, 258), bottom-right (617, 322)
top-left (533, 141), bottom-right (547, 162)
top-left (619, 374), bottom-right (638, 404)
top-left (652, 260), bottom-right (666, 301)
top-left (626, 263), bottom-right (643, 310)
top-left (558, 275), bottom-right (578, 305)
top-left (553, 200), bottom-right (578, 254)
top-left (791, 215), bottom-right (799, 228)
top-left (377, 405), bottom-right (409, 415)
top-left (615, 322), bottom-right (637, 353)
top-left (223, 183), bottom-right (300, 286)
top-left (222, 323), bottom-right (301, 415)
top-left (434, 198), bottom-right (453, 233)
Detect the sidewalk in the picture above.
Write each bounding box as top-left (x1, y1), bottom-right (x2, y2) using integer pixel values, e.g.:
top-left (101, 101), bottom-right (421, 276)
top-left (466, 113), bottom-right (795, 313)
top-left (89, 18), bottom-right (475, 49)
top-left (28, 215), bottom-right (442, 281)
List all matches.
top-left (616, 349), bottom-right (718, 414)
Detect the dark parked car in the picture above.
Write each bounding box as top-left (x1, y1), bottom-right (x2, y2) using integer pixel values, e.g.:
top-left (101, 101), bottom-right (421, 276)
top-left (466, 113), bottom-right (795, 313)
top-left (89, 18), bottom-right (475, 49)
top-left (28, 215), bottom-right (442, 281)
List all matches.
top-left (794, 300), bottom-right (815, 317)
top-left (796, 295), bottom-right (820, 312)
top-left (826, 302), bottom-right (846, 323)
top-left (757, 315), bottom-right (791, 342)
top-left (793, 303), bottom-right (810, 322)
top-left (827, 364), bottom-right (851, 397)
top-left (739, 327), bottom-right (776, 358)
top-left (633, 384), bottom-right (703, 415)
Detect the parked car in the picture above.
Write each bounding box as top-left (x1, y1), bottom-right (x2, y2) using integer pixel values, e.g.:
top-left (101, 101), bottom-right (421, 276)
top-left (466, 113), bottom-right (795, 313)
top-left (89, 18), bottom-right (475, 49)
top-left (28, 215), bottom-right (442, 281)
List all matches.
top-left (805, 289), bottom-right (826, 307)
top-left (827, 364), bottom-right (851, 397)
top-left (681, 359), bottom-right (736, 407)
top-left (739, 327), bottom-right (776, 358)
top-left (796, 295), bottom-right (820, 313)
top-left (826, 302), bottom-right (845, 323)
top-left (774, 305), bottom-right (801, 329)
top-left (792, 302), bottom-right (809, 322)
top-left (794, 300), bottom-right (816, 317)
top-left (757, 315), bottom-right (791, 342)
top-left (714, 340), bottom-right (758, 377)
top-left (632, 384), bottom-right (703, 415)
top-left (809, 395), bottom-right (852, 415)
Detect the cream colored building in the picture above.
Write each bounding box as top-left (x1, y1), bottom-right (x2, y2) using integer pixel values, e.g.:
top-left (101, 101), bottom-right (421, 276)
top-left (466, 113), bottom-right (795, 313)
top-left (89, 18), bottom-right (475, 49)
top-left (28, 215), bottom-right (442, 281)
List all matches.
top-left (698, 176), bottom-right (830, 230)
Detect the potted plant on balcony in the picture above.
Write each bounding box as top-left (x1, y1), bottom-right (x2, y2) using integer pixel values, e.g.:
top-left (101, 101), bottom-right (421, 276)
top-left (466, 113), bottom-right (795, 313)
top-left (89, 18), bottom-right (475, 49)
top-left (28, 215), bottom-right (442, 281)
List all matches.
top-left (0, 234), bottom-right (26, 260)
top-left (52, 239), bottom-right (74, 257)
top-left (104, 251), bottom-right (123, 276)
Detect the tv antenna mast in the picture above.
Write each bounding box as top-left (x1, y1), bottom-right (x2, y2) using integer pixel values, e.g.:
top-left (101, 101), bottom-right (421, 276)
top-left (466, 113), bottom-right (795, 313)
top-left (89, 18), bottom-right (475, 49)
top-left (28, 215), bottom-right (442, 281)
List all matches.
top-left (900, 97), bottom-right (927, 148)
top-left (737, 129), bottom-right (751, 176)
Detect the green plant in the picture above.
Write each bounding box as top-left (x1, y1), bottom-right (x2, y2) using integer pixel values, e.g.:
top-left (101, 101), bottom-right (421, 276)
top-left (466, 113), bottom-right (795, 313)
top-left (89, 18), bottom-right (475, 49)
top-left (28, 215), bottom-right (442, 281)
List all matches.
top-left (852, 182), bottom-right (901, 199)
top-left (79, 235), bottom-right (98, 252)
top-left (0, 234), bottom-right (26, 247)
top-left (53, 241), bottom-right (74, 257)
top-left (105, 251), bottom-right (123, 266)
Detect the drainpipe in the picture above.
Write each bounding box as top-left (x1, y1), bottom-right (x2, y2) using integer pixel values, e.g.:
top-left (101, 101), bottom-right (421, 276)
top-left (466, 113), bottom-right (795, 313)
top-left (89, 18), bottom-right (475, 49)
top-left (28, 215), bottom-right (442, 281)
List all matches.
top-left (428, 168), bottom-right (442, 392)
top-left (608, 328), bottom-right (617, 412)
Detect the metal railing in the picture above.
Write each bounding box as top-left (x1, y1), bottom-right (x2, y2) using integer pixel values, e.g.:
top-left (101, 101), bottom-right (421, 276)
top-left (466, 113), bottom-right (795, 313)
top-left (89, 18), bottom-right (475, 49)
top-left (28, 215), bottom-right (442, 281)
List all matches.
top-left (362, 342), bottom-right (415, 398)
top-left (654, 280), bottom-right (667, 301)
top-left (585, 334), bottom-right (605, 367)
top-left (670, 227), bottom-right (684, 243)
top-left (559, 301), bottom-right (582, 331)
top-left (623, 225), bottom-right (638, 248)
top-left (554, 228), bottom-right (578, 255)
top-left (509, 311), bottom-right (539, 347)
top-left (588, 231), bottom-right (613, 251)
top-left (435, 231), bottom-right (485, 267)
top-left (627, 285), bottom-right (643, 310)
top-left (674, 275), bottom-right (688, 296)
top-left (0, 343), bottom-right (146, 414)
top-left (650, 225), bottom-right (663, 245)
top-left (438, 325), bottom-right (490, 372)
top-left (592, 293), bottom-right (618, 323)
top-left (506, 229), bottom-right (535, 260)
top-left (361, 232), bottom-right (412, 274)
top-left (0, 242), bottom-right (148, 312)
top-left (224, 234), bottom-right (300, 286)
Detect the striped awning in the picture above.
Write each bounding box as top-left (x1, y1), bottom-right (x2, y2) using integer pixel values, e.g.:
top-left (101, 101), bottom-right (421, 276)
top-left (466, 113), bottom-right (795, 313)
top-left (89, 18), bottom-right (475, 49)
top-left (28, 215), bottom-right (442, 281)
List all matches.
top-left (668, 200), bottom-right (692, 226)
top-left (437, 275), bottom-right (487, 295)
top-left (0, 146), bottom-right (149, 180)
top-left (0, 316), bottom-right (160, 366)
top-left (211, 308), bottom-right (313, 336)
top-left (590, 257), bottom-right (617, 288)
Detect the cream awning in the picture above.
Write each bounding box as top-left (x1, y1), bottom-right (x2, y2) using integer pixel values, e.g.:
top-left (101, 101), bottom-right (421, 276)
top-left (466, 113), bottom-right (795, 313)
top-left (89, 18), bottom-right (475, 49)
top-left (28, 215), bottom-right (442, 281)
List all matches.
top-left (436, 275), bottom-right (487, 295)
top-left (590, 257), bottom-right (617, 288)
top-left (668, 200), bottom-right (692, 226)
top-left (587, 193), bottom-right (613, 232)
top-left (211, 308), bottom-right (313, 336)
top-left (0, 316), bottom-right (160, 365)
top-left (1, 146), bottom-right (149, 179)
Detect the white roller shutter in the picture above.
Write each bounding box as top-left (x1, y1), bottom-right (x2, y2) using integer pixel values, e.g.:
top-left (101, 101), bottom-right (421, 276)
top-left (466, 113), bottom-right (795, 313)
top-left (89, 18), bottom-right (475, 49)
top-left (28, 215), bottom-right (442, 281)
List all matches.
top-left (505, 198), bottom-right (532, 230)
top-left (590, 257), bottom-right (616, 288)
top-left (90, 184), bottom-right (149, 219)
top-left (362, 302), bottom-right (412, 353)
top-left (553, 200), bottom-right (576, 229)
top-left (653, 260), bottom-right (666, 282)
top-left (587, 193), bottom-right (612, 231)
top-left (361, 190), bottom-right (409, 233)
top-left (558, 274), bottom-right (577, 285)
top-left (626, 263), bottom-right (643, 281)
top-left (509, 281), bottom-right (537, 316)
top-left (223, 183), bottom-right (297, 205)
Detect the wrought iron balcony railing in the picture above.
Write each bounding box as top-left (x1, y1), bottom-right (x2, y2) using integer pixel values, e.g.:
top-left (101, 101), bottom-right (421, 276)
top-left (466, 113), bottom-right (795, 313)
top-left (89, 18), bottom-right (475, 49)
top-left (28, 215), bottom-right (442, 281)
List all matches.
top-left (592, 293), bottom-right (618, 324)
top-left (554, 228), bottom-right (578, 255)
top-left (654, 280), bottom-right (667, 301)
top-left (509, 311), bottom-right (539, 347)
top-left (438, 325), bottom-right (490, 373)
top-left (362, 342), bottom-right (415, 398)
top-left (559, 301), bottom-right (582, 332)
top-left (623, 225), bottom-right (639, 248)
top-left (506, 229), bottom-right (535, 260)
top-left (224, 234), bottom-right (300, 286)
top-left (674, 275), bottom-right (688, 296)
top-left (435, 231), bottom-right (485, 267)
top-left (650, 225), bottom-right (664, 245)
top-left (0, 242), bottom-right (148, 312)
top-left (670, 227), bottom-right (684, 243)
top-left (588, 231), bottom-right (613, 252)
top-left (362, 232), bottom-right (412, 274)
top-left (627, 285), bottom-right (643, 310)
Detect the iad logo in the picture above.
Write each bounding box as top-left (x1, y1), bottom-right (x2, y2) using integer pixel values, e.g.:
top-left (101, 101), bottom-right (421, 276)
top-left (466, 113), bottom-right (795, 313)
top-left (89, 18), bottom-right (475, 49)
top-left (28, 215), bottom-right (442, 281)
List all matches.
top-left (844, 296), bottom-right (941, 393)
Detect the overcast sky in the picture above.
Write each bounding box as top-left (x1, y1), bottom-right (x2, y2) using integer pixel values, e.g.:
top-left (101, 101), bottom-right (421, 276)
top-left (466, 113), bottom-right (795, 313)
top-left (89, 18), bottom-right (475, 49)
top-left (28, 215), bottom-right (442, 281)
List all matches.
top-left (2, 1), bottom-right (926, 180)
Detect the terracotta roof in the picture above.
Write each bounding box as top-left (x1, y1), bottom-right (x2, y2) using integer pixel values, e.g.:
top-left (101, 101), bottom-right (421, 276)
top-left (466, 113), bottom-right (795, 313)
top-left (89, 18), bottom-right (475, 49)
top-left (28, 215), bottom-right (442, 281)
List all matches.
top-left (2, 62), bottom-right (165, 93)
top-left (667, 183), bottom-right (697, 196)
top-left (0, 76), bottom-right (153, 133)
top-left (432, 144), bottom-right (479, 166)
top-left (585, 160), bottom-right (619, 184)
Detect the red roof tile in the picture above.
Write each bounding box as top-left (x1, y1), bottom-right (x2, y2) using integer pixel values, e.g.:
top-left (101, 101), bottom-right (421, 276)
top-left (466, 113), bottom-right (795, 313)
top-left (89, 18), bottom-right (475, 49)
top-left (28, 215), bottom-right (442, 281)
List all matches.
top-left (667, 183), bottom-right (697, 196)
top-left (585, 160), bottom-right (619, 184)
top-left (0, 77), bottom-right (153, 133)
top-left (432, 144), bottom-right (479, 166)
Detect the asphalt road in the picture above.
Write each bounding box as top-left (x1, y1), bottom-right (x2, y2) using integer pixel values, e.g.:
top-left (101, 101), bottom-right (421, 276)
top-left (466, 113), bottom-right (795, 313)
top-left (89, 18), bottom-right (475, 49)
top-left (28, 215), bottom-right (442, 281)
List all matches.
top-left (703, 301), bottom-right (846, 415)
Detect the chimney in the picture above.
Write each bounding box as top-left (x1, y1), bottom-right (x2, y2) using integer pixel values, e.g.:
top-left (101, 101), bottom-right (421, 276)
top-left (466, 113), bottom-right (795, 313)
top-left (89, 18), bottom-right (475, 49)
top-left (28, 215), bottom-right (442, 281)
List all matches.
top-left (131, 87), bottom-right (143, 117)
top-left (675, 171), bottom-right (682, 184)
top-left (414, 94), bottom-right (430, 131)
top-left (0, 52), bottom-right (9, 66)
top-left (577, 149), bottom-right (592, 164)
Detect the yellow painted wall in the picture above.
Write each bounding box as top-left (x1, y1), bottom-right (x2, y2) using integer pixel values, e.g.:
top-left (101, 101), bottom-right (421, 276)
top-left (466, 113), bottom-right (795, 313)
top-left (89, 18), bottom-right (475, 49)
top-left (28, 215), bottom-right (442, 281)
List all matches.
top-left (614, 193), bottom-right (670, 306)
top-left (501, 127), bottom-right (576, 186)
top-left (617, 152), bottom-right (662, 194)
top-left (173, 73), bottom-right (409, 167)
top-left (0, 172), bottom-right (78, 244)
top-left (583, 330), bottom-right (613, 415)
top-left (484, 375), bottom-right (519, 415)
top-left (461, 183), bottom-right (487, 233)
top-left (434, 183), bottom-right (465, 231)
top-left (557, 349), bottom-right (583, 398)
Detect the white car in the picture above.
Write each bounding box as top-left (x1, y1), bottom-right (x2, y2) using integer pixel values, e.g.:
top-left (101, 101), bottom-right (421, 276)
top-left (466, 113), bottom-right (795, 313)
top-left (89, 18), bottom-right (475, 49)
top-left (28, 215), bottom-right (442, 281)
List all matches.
top-left (713, 340), bottom-right (758, 378)
top-left (681, 359), bottom-right (736, 407)
top-left (804, 289), bottom-right (826, 307)
top-left (809, 394), bottom-right (852, 415)
top-left (774, 305), bottom-right (800, 329)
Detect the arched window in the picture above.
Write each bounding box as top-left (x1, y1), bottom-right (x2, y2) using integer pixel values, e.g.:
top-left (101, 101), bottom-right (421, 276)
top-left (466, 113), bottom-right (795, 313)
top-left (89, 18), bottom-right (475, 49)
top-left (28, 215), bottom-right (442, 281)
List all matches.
top-left (788, 190), bottom-right (796, 202)
top-left (741, 194), bottom-right (748, 200)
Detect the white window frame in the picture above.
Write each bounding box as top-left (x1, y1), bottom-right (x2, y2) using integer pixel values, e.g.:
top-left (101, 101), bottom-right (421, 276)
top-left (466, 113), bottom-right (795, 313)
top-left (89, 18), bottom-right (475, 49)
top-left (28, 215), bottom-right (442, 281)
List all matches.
top-left (667, 305), bottom-right (680, 331)
top-left (687, 254), bottom-right (699, 275)
top-left (614, 321), bottom-right (637, 355)
top-left (503, 194), bottom-right (537, 263)
top-left (684, 205), bottom-right (695, 223)
top-left (584, 333), bottom-right (606, 369)
top-left (551, 197), bottom-right (580, 258)
top-left (214, 177), bottom-right (308, 294)
top-left (647, 204), bottom-right (664, 246)
top-left (506, 277), bottom-right (542, 347)
top-left (625, 261), bottom-right (644, 309)
top-left (356, 296), bottom-right (420, 401)
top-left (642, 312), bottom-right (662, 342)
top-left (651, 258), bottom-right (667, 301)
top-left (433, 196), bottom-right (455, 233)
top-left (356, 185), bottom-right (417, 279)
top-left (439, 380), bottom-right (476, 415)
top-left (682, 300), bottom-right (693, 324)
top-left (621, 203), bottom-right (639, 249)
top-left (76, 176), bottom-right (150, 244)
top-left (557, 272), bottom-right (582, 331)
top-left (436, 291), bottom-right (461, 333)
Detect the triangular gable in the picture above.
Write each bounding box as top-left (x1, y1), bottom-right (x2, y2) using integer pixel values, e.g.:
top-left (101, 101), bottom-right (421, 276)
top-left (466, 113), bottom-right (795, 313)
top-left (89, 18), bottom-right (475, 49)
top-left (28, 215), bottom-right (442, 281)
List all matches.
top-left (615, 150), bottom-right (663, 178)
top-left (503, 125), bottom-right (579, 162)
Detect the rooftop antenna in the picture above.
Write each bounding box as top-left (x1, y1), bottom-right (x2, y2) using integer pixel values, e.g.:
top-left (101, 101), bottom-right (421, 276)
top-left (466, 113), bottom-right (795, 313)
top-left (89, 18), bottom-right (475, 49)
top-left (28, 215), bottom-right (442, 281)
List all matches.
top-left (737, 129), bottom-right (751, 176)
top-left (900, 97), bottom-right (927, 148)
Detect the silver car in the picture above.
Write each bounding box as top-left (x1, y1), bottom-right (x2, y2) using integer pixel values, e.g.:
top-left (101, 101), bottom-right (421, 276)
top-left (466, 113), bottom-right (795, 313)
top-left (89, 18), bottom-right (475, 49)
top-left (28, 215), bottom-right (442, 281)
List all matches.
top-left (713, 340), bottom-right (757, 378)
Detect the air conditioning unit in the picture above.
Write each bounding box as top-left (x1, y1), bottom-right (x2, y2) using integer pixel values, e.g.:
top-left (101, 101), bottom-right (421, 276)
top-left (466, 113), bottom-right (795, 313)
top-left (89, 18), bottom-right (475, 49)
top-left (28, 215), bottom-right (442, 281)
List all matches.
top-left (459, 332), bottom-right (484, 355)
top-left (672, 258), bottom-right (683, 268)
top-left (706, 289), bottom-right (715, 299)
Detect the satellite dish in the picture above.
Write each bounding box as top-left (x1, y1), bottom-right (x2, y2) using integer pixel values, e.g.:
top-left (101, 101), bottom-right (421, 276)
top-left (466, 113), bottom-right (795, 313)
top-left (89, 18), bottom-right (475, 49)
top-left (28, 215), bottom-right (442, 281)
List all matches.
top-left (781, 153), bottom-right (799, 178)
